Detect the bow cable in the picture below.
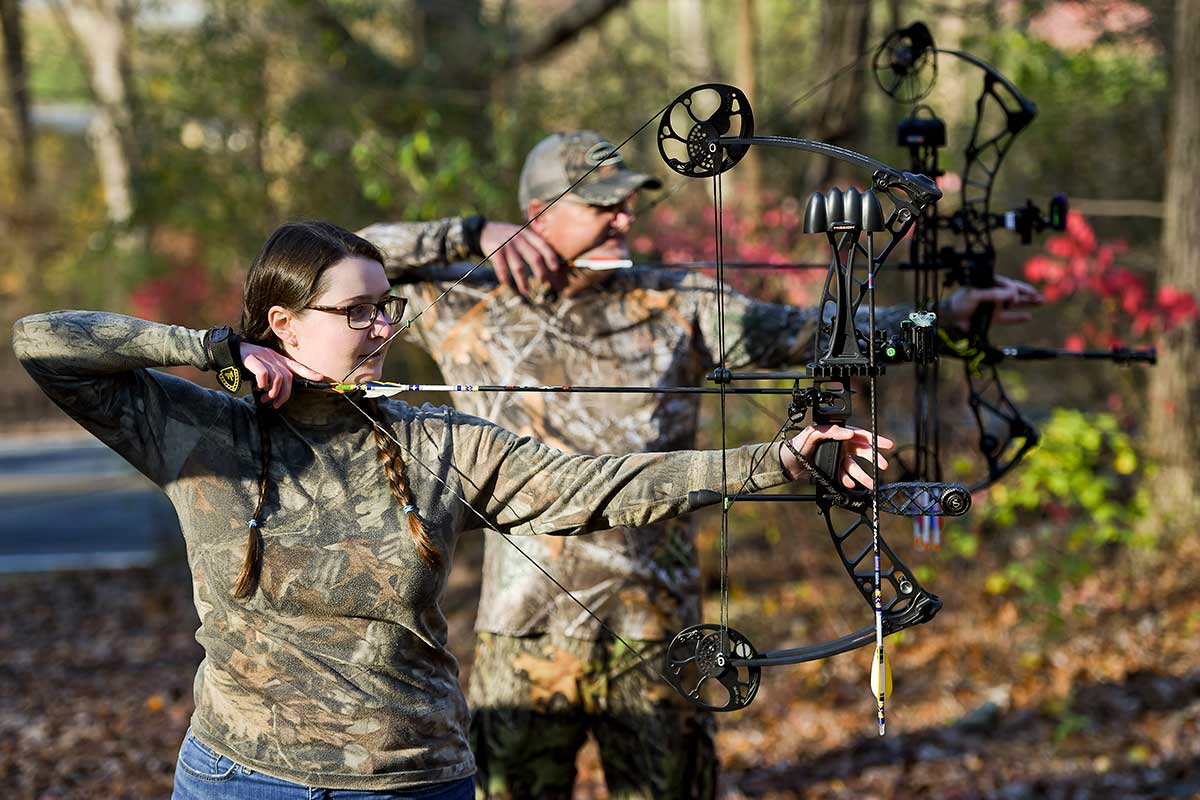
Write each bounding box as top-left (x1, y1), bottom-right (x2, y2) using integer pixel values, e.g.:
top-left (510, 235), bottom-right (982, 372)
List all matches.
top-left (712, 170), bottom-right (731, 649)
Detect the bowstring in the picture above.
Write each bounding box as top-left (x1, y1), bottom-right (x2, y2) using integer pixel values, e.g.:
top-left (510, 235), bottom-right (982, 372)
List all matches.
top-left (712, 170), bottom-right (731, 645)
top-left (327, 44), bottom-right (894, 694)
top-left (331, 100), bottom-right (675, 683)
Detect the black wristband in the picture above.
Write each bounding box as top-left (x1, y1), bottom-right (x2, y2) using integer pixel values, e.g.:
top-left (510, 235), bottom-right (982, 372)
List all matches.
top-left (203, 326), bottom-right (246, 394)
top-left (462, 215), bottom-right (486, 257)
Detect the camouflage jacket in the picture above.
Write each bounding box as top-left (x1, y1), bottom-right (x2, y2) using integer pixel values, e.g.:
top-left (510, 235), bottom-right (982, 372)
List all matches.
top-left (359, 219), bottom-right (913, 642)
top-left (12, 311), bottom-right (788, 790)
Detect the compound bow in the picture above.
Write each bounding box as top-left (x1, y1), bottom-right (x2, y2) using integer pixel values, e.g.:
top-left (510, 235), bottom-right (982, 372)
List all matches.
top-left (309, 80), bottom-right (974, 733)
top-left (871, 23), bottom-right (1155, 549)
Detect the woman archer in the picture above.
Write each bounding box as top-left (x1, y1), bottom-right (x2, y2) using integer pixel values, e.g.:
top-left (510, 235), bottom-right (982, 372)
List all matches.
top-left (12, 221), bottom-right (890, 799)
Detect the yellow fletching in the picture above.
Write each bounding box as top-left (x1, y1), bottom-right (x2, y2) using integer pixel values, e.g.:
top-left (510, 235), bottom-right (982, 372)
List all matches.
top-left (870, 646), bottom-right (892, 700)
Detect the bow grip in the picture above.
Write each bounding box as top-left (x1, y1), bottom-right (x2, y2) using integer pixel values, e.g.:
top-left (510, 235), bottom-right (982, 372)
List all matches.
top-left (811, 437), bottom-right (842, 488)
top-left (808, 380), bottom-right (852, 490)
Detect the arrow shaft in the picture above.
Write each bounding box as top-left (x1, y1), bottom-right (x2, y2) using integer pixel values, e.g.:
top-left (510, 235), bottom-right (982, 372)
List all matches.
top-left (296, 380), bottom-right (797, 396)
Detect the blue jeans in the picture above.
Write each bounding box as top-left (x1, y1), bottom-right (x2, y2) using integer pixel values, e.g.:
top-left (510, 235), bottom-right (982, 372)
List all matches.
top-left (172, 728), bottom-right (475, 800)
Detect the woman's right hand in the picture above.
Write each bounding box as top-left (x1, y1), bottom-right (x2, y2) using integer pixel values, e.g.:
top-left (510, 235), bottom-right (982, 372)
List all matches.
top-left (779, 424), bottom-right (894, 489)
top-left (239, 343), bottom-right (326, 409)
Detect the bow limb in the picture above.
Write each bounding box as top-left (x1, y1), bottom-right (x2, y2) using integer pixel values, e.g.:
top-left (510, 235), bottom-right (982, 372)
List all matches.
top-left (945, 45), bottom-right (1042, 489)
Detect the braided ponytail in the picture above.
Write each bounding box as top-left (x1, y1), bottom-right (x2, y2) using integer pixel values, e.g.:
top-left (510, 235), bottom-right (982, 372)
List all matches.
top-left (366, 397), bottom-right (441, 568)
top-left (233, 405), bottom-right (271, 598)
top-left (232, 220), bottom-right (393, 596)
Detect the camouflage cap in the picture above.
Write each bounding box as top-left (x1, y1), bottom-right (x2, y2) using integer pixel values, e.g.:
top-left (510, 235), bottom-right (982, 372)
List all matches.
top-left (519, 131), bottom-right (662, 210)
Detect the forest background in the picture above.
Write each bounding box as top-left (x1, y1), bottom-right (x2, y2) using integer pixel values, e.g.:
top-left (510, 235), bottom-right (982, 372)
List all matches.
top-left (0, 0), bottom-right (1198, 797)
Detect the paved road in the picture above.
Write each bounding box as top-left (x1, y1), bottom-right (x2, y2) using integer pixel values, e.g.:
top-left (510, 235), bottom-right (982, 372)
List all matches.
top-left (0, 434), bottom-right (182, 573)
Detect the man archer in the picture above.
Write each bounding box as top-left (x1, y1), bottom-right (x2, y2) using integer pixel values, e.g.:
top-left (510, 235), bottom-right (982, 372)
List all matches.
top-left (357, 130), bottom-right (1041, 800)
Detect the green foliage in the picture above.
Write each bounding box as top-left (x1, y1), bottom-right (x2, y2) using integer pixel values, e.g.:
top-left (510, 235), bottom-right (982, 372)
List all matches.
top-left (1052, 708), bottom-right (1093, 743)
top-left (24, 15), bottom-right (89, 100)
top-left (973, 409), bottom-right (1152, 614)
top-left (349, 124), bottom-right (509, 219)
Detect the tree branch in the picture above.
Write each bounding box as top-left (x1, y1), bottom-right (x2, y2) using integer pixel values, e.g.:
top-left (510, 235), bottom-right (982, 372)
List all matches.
top-left (286, 0), bottom-right (411, 85)
top-left (503, 0), bottom-right (629, 68)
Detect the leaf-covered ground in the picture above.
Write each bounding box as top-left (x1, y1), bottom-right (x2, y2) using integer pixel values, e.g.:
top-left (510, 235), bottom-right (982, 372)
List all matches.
top-left (2, 528), bottom-right (1197, 799)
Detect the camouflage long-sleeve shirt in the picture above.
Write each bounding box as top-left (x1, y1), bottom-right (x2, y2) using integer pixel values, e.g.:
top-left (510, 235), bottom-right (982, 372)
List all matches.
top-left (359, 219), bottom-right (913, 642)
top-left (12, 311), bottom-right (788, 790)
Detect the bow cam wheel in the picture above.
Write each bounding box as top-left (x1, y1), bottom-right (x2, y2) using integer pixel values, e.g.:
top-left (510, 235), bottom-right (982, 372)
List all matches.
top-left (657, 84), bottom-right (754, 178)
top-left (664, 623), bottom-right (761, 712)
top-left (873, 23), bottom-right (938, 104)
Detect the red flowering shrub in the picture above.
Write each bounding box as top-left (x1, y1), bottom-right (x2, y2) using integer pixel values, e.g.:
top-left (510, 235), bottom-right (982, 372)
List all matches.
top-left (1022, 210), bottom-right (1197, 349)
top-left (129, 229), bottom-right (243, 327)
top-left (635, 191), bottom-right (831, 305)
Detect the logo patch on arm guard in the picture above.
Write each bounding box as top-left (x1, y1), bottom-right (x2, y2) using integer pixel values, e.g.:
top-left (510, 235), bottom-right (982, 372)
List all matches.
top-left (218, 366), bottom-right (242, 394)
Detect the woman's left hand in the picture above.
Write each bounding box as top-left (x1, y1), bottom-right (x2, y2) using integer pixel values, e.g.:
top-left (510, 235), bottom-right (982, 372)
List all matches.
top-left (778, 424), bottom-right (893, 489)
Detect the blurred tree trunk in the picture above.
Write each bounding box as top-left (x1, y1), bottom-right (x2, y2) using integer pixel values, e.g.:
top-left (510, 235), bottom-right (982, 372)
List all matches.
top-left (0, 0), bottom-right (35, 192)
top-left (885, 0), bottom-right (902, 33)
top-left (669, 0), bottom-right (712, 80)
top-left (801, 0), bottom-right (870, 189)
top-left (734, 0), bottom-right (761, 220)
top-left (414, 0), bottom-right (488, 90)
top-left (416, 1), bottom-right (508, 162)
top-left (54, 0), bottom-right (138, 228)
top-left (1147, 0), bottom-right (1200, 519)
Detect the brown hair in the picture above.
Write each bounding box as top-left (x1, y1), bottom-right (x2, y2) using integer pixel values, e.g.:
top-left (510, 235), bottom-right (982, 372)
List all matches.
top-left (232, 221), bottom-right (440, 599)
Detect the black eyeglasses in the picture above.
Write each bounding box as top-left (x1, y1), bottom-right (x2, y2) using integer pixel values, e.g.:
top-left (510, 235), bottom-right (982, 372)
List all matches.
top-left (304, 297), bottom-right (408, 330)
top-left (566, 198), bottom-right (637, 216)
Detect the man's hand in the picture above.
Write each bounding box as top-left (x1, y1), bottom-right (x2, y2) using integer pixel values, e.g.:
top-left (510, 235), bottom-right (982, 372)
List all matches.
top-left (941, 275), bottom-right (1044, 332)
top-left (479, 222), bottom-right (564, 295)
